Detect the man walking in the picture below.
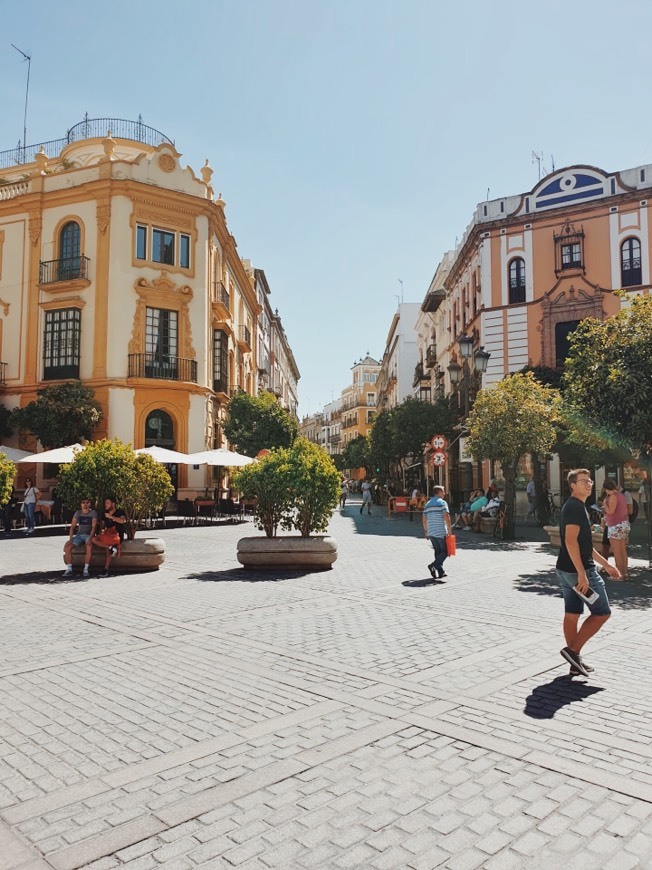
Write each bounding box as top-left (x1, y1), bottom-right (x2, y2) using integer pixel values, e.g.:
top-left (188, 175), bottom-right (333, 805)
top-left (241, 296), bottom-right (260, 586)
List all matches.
top-left (556, 469), bottom-right (621, 677)
top-left (360, 479), bottom-right (373, 515)
top-left (422, 485), bottom-right (452, 580)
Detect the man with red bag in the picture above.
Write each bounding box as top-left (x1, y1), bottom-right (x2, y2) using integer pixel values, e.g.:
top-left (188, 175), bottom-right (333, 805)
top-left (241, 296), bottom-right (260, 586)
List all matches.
top-left (422, 485), bottom-right (453, 580)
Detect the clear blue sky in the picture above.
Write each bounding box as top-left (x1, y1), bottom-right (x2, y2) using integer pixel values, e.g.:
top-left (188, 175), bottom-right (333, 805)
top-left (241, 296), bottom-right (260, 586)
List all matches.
top-left (3, 0), bottom-right (652, 415)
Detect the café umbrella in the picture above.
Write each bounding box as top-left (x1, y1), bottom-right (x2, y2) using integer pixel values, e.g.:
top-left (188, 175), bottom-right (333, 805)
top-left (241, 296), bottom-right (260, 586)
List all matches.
top-left (185, 448), bottom-right (254, 467)
top-left (18, 443), bottom-right (85, 464)
top-left (134, 446), bottom-right (196, 465)
top-left (0, 445), bottom-right (32, 462)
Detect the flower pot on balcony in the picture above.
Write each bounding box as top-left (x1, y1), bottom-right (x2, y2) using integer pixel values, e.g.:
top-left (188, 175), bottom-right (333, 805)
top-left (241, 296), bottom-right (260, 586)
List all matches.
top-left (237, 535), bottom-right (337, 571)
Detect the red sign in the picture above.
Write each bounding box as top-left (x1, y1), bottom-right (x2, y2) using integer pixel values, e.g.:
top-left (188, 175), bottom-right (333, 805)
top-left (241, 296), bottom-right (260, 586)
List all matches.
top-left (432, 451), bottom-right (446, 466)
top-left (430, 434), bottom-right (447, 450)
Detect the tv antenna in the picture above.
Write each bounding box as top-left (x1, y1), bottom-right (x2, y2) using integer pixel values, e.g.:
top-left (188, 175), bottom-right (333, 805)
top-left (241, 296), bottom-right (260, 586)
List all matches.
top-left (397, 278), bottom-right (404, 303)
top-left (531, 150), bottom-right (548, 181)
top-left (11, 44), bottom-right (32, 162)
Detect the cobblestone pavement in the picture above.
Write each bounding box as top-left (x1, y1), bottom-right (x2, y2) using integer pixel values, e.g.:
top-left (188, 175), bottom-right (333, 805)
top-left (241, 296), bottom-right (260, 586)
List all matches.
top-left (1, 505), bottom-right (652, 869)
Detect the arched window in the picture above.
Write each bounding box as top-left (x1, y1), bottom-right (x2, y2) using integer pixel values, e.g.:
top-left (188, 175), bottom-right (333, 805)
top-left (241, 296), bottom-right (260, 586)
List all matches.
top-left (145, 409), bottom-right (174, 447)
top-left (508, 258), bottom-right (526, 304)
top-left (621, 237), bottom-right (642, 287)
top-left (58, 221), bottom-right (82, 280)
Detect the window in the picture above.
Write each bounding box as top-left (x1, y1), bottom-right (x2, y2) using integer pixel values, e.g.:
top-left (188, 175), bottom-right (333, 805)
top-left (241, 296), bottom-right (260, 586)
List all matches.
top-left (508, 258), bottom-right (526, 304)
top-left (367, 393), bottom-right (376, 406)
top-left (561, 242), bottom-right (582, 269)
top-left (621, 237), bottom-right (642, 287)
top-left (152, 229), bottom-right (175, 265)
top-left (135, 224), bottom-right (191, 269)
top-left (213, 329), bottom-right (229, 394)
top-left (555, 320), bottom-right (580, 367)
top-left (58, 221), bottom-right (82, 280)
top-left (363, 372), bottom-right (377, 382)
top-left (136, 225), bottom-right (147, 260)
top-left (43, 308), bottom-right (80, 380)
top-left (145, 308), bottom-right (178, 378)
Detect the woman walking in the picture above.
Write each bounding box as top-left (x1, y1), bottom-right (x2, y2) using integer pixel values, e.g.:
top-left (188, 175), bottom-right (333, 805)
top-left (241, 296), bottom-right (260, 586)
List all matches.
top-left (22, 478), bottom-right (40, 535)
top-left (602, 479), bottom-right (630, 579)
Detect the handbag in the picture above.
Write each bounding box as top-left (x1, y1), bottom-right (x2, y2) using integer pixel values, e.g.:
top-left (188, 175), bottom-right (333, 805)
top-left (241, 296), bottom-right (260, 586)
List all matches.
top-left (446, 534), bottom-right (457, 556)
top-left (20, 502), bottom-right (25, 514)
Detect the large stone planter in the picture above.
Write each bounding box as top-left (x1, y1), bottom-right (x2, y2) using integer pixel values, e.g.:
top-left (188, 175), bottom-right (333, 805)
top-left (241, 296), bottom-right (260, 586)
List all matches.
top-left (544, 526), bottom-right (603, 549)
top-left (70, 537), bottom-right (165, 572)
top-left (237, 536), bottom-right (338, 571)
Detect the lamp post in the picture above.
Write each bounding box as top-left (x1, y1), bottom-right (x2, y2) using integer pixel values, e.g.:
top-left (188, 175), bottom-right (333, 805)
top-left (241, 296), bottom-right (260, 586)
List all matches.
top-left (447, 337), bottom-right (491, 502)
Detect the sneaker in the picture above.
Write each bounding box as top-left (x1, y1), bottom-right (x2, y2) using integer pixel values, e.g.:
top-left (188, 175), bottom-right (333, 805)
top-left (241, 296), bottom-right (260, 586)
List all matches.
top-left (63, 566), bottom-right (73, 577)
top-left (100, 569), bottom-right (110, 578)
top-left (465, 526), bottom-right (473, 531)
top-left (560, 647), bottom-right (589, 677)
top-left (108, 546), bottom-right (118, 557)
top-left (428, 563), bottom-right (438, 579)
top-left (82, 569), bottom-right (89, 577)
top-left (438, 571), bottom-right (447, 579)
top-left (570, 657), bottom-right (594, 676)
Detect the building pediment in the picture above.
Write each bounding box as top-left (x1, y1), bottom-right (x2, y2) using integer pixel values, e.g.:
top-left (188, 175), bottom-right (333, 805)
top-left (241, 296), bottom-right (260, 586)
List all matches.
top-left (514, 165), bottom-right (636, 216)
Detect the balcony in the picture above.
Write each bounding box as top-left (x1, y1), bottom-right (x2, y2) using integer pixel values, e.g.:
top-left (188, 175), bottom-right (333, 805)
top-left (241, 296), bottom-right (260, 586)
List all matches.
top-left (212, 281), bottom-right (231, 318)
top-left (413, 362), bottom-right (431, 388)
top-left (128, 353), bottom-right (197, 383)
top-left (329, 433), bottom-right (341, 444)
top-left (237, 325), bottom-right (252, 351)
top-left (0, 361), bottom-right (6, 385)
top-left (425, 344), bottom-right (437, 368)
top-left (39, 256), bottom-right (90, 286)
top-left (213, 377), bottom-right (229, 396)
top-left (421, 287), bottom-right (445, 313)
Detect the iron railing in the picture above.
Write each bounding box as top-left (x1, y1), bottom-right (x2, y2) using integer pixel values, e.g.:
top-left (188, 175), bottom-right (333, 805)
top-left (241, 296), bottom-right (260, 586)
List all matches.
top-left (0, 362), bottom-right (6, 385)
top-left (39, 256), bottom-right (90, 284)
top-left (238, 325), bottom-right (251, 347)
top-left (212, 281), bottom-right (230, 311)
top-left (0, 115), bottom-right (173, 169)
top-left (128, 353), bottom-right (197, 383)
top-left (213, 377), bottom-right (229, 395)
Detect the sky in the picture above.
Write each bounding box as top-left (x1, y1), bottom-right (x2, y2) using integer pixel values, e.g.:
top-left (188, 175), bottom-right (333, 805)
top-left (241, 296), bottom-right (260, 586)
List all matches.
top-left (3, 0), bottom-right (652, 416)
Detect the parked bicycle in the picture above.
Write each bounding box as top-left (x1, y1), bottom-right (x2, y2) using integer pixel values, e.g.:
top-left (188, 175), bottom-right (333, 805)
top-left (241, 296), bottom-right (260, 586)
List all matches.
top-left (534, 491), bottom-right (561, 526)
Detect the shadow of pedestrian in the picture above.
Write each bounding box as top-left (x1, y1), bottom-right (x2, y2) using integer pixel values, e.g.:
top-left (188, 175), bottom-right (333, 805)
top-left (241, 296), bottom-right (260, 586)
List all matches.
top-left (513, 570), bottom-right (652, 610)
top-left (402, 578), bottom-right (445, 588)
top-left (0, 570), bottom-right (88, 585)
top-left (524, 675), bottom-right (605, 719)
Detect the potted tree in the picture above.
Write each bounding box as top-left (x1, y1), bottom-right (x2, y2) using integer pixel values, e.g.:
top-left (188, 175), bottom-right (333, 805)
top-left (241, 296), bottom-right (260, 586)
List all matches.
top-left (234, 438), bottom-right (340, 570)
top-left (56, 438), bottom-right (174, 571)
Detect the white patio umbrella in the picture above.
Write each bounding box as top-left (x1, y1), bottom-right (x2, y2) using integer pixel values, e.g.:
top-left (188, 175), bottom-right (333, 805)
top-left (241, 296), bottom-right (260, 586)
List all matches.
top-left (185, 448), bottom-right (255, 467)
top-left (0, 445), bottom-right (32, 462)
top-left (134, 445), bottom-right (195, 465)
top-left (17, 443), bottom-right (85, 464)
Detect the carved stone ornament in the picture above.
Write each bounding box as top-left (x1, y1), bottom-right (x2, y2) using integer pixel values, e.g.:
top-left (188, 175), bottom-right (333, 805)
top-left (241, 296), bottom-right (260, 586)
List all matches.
top-left (129, 272), bottom-right (196, 359)
top-left (539, 279), bottom-right (604, 367)
top-left (0, 297), bottom-right (10, 316)
top-left (158, 153), bottom-right (176, 173)
top-left (96, 201), bottom-right (111, 234)
top-left (28, 213), bottom-right (42, 247)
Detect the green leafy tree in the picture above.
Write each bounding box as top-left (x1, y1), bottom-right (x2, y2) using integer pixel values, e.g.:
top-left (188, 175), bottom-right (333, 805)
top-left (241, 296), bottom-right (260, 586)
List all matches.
top-left (56, 439), bottom-right (173, 539)
top-left (224, 391), bottom-right (298, 456)
top-left (14, 382), bottom-right (102, 449)
top-left (341, 435), bottom-right (370, 474)
top-left (0, 453), bottom-right (15, 507)
top-left (0, 404), bottom-right (15, 440)
top-left (562, 293), bottom-right (652, 460)
top-left (234, 449), bottom-right (293, 537)
top-left (369, 409), bottom-right (394, 475)
top-left (466, 372), bottom-right (560, 539)
top-left (390, 396), bottom-right (456, 464)
top-left (282, 439), bottom-right (340, 537)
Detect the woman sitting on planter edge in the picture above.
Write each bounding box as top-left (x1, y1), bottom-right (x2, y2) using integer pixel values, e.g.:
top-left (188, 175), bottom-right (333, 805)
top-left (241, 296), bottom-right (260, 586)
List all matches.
top-left (91, 497), bottom-right (127, 577)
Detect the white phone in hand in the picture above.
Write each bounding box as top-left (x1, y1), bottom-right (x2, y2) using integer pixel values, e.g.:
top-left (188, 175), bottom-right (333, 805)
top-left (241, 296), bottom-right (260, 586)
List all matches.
top-left (574, 586), bottom-right (599, 605)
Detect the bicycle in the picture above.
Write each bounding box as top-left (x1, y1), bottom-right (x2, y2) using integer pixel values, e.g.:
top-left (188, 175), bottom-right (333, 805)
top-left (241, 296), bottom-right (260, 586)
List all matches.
top-left (492, 501), bottom-right (506, 538)
top-left (534, 492), bottom-right (561, 526)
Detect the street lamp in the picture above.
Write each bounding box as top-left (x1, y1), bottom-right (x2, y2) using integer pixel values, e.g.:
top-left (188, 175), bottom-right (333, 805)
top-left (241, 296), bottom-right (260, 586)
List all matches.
top-left (473, 346), bottom-right (490, 374)
top-left (458, 334), bottom-right (474, 360)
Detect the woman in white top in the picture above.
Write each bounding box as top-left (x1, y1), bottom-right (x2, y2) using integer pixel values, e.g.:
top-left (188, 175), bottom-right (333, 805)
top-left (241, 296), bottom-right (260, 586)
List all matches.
top-left (22, 477), bottom-right (41, 534)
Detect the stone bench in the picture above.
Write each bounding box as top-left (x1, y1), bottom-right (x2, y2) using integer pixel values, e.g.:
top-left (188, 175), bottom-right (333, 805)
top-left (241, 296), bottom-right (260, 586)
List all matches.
top-left (69, 537), bottom-right (165, 572)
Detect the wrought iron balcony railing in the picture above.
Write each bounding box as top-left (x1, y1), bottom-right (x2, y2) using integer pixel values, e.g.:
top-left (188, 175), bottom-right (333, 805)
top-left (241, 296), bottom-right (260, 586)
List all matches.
top-left (212, 281), bottom-right (230, 312)
top-left (40, 256), bottom-right (90, 284)
top-left (213, 377), bottom-right (229, 395)
top-left (128, 353), bottom-right (197, 383)
top-left (238, 325), bottom-right (251, 348)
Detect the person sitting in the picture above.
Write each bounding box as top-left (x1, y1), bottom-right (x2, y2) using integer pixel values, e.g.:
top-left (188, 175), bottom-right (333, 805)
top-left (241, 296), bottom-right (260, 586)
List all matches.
top-left (469, 491), bottom-right (489, 531)
top-left (63, 498), bottom-right (98, 577)
top-left (453, 489), bottom-right (482, 529)
top-left (91, 496), bottom-right (127, 577)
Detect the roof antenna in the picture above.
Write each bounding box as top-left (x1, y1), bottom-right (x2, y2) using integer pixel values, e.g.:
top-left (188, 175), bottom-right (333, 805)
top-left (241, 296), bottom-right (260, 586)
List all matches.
top-left (11, 44), bottom-right (32, 163)
top-left (532, 150), bottom-right (543, 181)
top-left (398, 278), bottom-right (404, 303)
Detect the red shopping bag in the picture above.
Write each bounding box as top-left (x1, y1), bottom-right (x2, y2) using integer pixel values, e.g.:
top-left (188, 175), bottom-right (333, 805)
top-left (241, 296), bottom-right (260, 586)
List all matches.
top-left (446, 534), bottom-right (457, 556)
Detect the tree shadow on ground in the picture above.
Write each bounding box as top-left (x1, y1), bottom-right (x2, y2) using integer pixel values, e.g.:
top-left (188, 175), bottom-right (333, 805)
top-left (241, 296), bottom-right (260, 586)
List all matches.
top-left (0, 570), bottom-right (88, 585)
top-left (524, 675), bottom-right (605, 719)
top-left (184, 568), bottom-right (318, 583)
top-left (513, 570), bottom-right (652, 610)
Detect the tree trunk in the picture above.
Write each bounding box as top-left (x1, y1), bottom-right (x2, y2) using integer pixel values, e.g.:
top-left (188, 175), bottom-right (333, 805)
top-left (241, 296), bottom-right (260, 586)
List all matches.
top-left (501, 459), bottom-right (518, 540)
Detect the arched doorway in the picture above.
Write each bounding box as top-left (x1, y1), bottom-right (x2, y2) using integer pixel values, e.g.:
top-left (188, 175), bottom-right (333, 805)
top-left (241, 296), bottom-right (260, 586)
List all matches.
top-left (145, 409), bottom-right (178, 496)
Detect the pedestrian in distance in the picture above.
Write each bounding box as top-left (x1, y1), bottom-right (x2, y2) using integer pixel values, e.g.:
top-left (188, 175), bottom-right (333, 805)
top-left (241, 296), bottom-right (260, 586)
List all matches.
top-left (556, 469), bottom-right (622, 678)
top-left (525, 476), bottom-right (536, 519)
top-left (422, 485), bottom-right (452, 580)
top-left (360, 479), bottom-right (373, 515)
top-left (22, 477), bottom-right (40, 535)
top-left (601, 478), bottom-right (630, 579)
top-left (339, 480), bottom-right (348, 509)
top-left (63, 498), bottom-right (98, 577)
top-left (91, 496), bottom-right (126, 577)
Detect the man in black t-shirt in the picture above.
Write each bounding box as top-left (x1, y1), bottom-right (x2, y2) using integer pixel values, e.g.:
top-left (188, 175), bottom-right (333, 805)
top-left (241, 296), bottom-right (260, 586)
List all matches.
top-left (556, 468), bottom-right (621, 677)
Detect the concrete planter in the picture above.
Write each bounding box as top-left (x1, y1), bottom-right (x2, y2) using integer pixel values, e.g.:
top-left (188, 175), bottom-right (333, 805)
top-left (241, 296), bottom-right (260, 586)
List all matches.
top-left (544, 526), bottom-right (603, 548)
top-left (237, 535), bottom-right (338, 571)
top-left (70, 537), bottom-right (165, 572)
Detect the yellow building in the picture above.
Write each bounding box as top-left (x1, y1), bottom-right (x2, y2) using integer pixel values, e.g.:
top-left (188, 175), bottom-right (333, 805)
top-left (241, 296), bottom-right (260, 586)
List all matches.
top-left (0, 117), bottom-right (262, 497)
top-left (340, 356), bottom-right (379, 478)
